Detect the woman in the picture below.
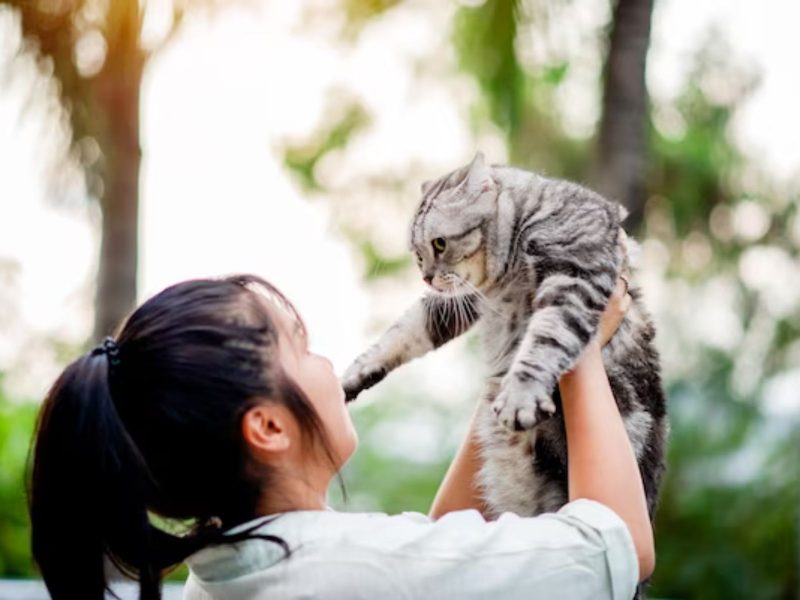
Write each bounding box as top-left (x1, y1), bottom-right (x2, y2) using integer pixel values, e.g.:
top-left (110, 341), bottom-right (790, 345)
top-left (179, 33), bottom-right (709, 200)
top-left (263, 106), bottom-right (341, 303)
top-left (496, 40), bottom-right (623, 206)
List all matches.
top-left (28, 273), bottom-right (653, 599)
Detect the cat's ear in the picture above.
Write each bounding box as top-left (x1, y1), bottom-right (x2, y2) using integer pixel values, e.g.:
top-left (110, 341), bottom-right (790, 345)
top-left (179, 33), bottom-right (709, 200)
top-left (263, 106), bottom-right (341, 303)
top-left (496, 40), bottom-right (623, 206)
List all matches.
top-left (466, 151), bottom-right (493, 194)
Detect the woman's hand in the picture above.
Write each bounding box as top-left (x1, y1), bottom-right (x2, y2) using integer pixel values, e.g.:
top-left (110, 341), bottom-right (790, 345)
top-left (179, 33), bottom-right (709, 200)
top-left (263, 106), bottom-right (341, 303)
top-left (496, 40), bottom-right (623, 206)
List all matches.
top-left (596, 275), bottom-right (632, 347)
top-left (597, 229), bottom-right (632, 347)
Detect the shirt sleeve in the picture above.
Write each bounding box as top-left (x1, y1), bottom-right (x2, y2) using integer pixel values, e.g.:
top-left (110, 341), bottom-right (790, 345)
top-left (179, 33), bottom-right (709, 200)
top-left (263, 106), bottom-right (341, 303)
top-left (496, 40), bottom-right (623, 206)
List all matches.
top-left (553, 499), bottom-right (641, 600)
top-left (346, 499), bottom-right (639, 600)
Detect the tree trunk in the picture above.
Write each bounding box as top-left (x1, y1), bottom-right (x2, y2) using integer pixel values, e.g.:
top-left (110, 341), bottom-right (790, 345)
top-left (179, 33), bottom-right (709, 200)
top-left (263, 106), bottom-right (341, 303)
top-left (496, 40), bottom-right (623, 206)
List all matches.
top-left (92, 3), bottom-right (144, 340)
top-left (591, 0), bottom-right (654, 232)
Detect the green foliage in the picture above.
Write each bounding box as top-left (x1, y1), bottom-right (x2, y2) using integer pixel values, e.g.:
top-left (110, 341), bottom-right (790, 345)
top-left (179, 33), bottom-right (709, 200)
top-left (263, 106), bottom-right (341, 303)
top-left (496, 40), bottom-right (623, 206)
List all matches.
top-left (453, 0), bottom-right (588, 176)
top-left (330, 392), bottom-right (466, 514)
top-left (0, 381), bottom-right (37, 577)
top-left (652, 374), bottom-right (798, 598)
top-left (648, 39), bottom-right (758, 239)
top-left (338, 0), bottom-right (404, 38)
top-left (641, 37), bottom-right (799, 600)
top-left (454, 0), bottom-right (524, 135)
top-left (283, 101), bottom-right (370, 192)
top-left (358, 240), bottom-right (411, 281)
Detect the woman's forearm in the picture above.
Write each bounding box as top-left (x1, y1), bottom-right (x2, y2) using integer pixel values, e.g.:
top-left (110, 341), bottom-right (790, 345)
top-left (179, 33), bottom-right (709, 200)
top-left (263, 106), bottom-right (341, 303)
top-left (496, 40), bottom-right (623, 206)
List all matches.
top-left (429, 405), bottom-right (489, 519)
top-left (559, 340), bottom-right (655, 581)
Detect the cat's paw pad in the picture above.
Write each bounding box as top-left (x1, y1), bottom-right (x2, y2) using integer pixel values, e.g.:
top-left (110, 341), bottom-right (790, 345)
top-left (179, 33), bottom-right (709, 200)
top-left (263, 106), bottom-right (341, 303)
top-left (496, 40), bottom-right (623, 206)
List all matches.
top-left (492, 377), bottom-right (555, 430)
top-left (341, 359), bottom-right (387, 402)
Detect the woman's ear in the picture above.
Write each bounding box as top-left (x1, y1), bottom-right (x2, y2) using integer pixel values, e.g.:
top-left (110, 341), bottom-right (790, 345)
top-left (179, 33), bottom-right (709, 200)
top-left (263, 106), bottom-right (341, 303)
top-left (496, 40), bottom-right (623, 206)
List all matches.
top-left (241, 403), bottom-right (292, 458)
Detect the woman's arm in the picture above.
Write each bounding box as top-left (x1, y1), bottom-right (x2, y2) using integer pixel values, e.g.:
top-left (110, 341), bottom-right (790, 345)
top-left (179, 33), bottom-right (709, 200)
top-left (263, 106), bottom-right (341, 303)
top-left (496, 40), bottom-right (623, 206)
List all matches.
top-left (429, 403), bottom-right (489, 519)
top-left (560, 285), bottom-right (655, 582)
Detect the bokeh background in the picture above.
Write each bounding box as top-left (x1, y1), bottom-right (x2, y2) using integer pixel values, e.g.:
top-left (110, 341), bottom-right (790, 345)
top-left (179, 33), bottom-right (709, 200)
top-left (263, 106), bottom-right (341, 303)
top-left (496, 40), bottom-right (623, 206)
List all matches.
top-left (1, 0), bottom-right (798, 598)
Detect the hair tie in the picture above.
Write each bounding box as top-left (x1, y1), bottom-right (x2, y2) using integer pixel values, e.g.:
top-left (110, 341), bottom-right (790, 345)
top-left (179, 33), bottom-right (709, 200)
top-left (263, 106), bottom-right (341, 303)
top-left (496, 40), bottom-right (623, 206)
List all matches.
top-left (195, 516), bottom-right (224, 539)
top-left (91, 336), bottom-right (121, 368)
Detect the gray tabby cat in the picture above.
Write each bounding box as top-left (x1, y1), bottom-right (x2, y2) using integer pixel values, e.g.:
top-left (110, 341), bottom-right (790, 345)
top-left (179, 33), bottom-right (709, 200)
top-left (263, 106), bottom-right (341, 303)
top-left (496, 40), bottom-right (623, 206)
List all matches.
top-left (342, 152), bottom-right (668, 526)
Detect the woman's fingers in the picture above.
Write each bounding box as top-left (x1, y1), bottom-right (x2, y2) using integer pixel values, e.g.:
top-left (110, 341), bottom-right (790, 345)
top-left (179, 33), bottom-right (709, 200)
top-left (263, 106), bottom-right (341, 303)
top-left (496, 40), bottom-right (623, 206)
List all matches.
top-left (611, 276), bottom-right (631, 314)
top-left (621, 283), bottom-right (632, 311)
top-left (597, 275), bottom-right (631, 346)
top-left (594, 229), bottom-right (634, 347)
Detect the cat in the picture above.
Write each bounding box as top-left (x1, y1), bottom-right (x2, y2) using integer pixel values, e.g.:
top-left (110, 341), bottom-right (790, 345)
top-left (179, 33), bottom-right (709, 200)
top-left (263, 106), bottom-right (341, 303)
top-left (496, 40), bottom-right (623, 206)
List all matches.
top-left (342, 151), bottom-right (668, 530)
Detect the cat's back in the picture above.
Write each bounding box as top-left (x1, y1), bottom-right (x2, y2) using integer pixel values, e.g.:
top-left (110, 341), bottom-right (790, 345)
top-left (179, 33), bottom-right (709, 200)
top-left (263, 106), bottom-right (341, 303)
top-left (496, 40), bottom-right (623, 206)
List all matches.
top-left (488, 165), bottom-right (545, 203)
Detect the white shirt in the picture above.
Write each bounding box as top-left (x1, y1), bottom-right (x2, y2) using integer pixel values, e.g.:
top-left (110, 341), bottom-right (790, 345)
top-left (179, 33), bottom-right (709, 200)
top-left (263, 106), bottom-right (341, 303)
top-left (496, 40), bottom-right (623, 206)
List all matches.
top-left (184, 499), bottom-right (638, 600)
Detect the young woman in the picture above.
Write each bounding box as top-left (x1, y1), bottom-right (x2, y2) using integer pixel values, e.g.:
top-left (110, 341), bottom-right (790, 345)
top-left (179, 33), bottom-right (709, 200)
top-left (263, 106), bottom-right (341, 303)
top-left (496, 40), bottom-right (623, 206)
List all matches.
top-left (28, 272), bottom-right (653, 599)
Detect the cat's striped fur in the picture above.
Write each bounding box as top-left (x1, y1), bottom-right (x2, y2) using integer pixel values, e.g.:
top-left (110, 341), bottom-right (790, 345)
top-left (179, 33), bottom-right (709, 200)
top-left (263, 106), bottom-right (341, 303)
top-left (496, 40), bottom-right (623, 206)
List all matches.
top-left (343, 152), bottom-right (668, 536)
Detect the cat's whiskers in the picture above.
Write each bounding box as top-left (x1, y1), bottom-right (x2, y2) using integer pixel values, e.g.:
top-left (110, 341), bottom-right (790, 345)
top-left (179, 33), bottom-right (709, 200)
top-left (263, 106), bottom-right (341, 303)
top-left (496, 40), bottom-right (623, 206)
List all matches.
top-left (452, 288), bottom-right (467, 334)
top-left (450, 274), bottom-right (506, 320)
top-left (441, 275), bottom-right (466, 332)
top-left (447, 293), bottom-right (460, 335)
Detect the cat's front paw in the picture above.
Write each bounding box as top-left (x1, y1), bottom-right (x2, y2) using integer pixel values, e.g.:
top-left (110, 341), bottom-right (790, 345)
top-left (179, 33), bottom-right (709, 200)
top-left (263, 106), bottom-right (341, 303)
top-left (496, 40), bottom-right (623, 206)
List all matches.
top-left (491, 375), bottom-right (556, 430)
top-left (341, 356), bottom-right (387, 402)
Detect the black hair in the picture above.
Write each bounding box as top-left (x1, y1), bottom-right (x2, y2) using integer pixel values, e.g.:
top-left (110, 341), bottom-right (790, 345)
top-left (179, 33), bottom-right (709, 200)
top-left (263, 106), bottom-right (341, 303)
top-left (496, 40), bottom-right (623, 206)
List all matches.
top-left (28, 274), bottom-right (337, 599)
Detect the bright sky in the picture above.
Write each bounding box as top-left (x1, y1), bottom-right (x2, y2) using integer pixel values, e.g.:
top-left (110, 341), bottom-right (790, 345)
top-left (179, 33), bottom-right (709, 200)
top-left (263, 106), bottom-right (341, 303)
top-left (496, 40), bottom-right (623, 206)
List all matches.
top-left (0, 0), bottom-right (798, 402)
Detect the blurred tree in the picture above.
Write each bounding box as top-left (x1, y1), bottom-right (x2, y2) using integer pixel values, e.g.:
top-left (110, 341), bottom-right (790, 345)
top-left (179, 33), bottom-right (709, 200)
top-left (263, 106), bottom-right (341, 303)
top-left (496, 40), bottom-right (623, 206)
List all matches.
top-left (454, 0), bottom-right (523, 140)
top-left (453, 0), bottom-right (655, 219)
top-left (0, 0), bottom-right (217, 340)
top-left (591, 0), bottom-right (654, 231)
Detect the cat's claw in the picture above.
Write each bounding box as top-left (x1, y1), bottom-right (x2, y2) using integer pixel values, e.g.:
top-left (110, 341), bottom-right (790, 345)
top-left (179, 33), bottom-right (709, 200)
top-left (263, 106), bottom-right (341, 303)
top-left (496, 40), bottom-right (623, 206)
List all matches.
top-left (341, 358), bottom-right (387, 403)
top-left (492, 377), bottom-right (556, 430)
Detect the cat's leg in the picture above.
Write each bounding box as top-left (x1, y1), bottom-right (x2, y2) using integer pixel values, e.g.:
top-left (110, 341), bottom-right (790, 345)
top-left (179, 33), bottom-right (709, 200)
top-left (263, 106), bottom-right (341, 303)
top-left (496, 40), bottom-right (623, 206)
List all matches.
top-left (492, 271), bottom-right (615, 429)
top-left (342, 293), bottom-right (480, 401)
top-left (491, 181), bottom-right (627, 429)
top-left (492, 202), bottom-right (625, 430)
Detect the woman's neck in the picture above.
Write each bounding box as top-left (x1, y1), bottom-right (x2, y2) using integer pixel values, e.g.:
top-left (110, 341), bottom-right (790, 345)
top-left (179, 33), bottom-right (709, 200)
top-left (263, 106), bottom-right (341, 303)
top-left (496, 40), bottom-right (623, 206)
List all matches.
top-left (257, 473), bottom-right (329, 515)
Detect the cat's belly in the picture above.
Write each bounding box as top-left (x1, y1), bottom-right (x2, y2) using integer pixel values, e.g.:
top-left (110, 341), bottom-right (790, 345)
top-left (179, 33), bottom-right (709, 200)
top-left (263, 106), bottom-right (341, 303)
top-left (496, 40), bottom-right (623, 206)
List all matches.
top-left (473, 383), bottom-right (567, 517)
top-left (477, 303), bottom-right (529, 373)
top-left (474, 302), bottom-right (567, 516)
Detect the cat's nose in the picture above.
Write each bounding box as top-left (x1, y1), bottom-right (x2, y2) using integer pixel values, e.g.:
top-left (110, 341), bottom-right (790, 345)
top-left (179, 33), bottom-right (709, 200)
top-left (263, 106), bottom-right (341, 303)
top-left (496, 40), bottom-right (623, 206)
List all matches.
top-left (423, 275), bottom-right (433, 285)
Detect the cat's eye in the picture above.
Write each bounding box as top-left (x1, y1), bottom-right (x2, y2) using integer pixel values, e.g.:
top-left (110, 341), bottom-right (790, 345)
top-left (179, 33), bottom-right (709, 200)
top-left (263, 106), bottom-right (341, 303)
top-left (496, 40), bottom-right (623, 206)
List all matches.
top-left (432, 238), bottom-right (447, 254)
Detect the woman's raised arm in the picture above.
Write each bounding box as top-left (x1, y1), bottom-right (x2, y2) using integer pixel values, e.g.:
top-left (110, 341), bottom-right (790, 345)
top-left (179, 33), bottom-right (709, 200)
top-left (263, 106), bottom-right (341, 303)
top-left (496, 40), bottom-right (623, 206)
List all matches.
top-left (560, 280), bottom-right (655, 581)
top-left (429, 275), bottom-right (655, 582)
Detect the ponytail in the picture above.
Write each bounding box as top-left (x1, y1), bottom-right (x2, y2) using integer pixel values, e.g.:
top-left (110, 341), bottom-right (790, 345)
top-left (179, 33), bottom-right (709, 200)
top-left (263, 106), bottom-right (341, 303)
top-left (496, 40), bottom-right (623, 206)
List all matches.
top-left (29, 350), bottom-right (206, 599)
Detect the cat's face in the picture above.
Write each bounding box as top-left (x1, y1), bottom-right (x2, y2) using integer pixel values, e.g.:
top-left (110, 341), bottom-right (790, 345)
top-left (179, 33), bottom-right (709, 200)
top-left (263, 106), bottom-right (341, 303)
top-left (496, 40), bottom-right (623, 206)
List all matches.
top-left (410, 153), bottom-right (497, 294)
top-left (412, 227), bottom-right (488, 293)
